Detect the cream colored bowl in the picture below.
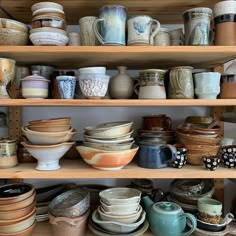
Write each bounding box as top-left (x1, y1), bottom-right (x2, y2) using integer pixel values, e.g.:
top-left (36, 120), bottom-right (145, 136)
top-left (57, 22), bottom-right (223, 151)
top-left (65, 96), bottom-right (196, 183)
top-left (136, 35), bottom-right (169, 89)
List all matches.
top-left (28, 117), bottom-right (71, 126)
top-left (83, 141), bottom-right (134, 151)
top-left (28, 124), bottom-right (70, 132)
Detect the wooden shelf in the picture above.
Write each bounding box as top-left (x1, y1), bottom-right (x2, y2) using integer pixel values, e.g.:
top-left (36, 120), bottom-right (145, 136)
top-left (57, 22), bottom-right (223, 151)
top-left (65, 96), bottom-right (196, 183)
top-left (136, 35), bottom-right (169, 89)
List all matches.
top-left (2, 160), bottom-right (236, 179)
top-left (1, 46), bottom-right (236, 69)
top-left (1, 0), bottom-right (220, 24)
top-left (0, 99), bottom-right (236, 107)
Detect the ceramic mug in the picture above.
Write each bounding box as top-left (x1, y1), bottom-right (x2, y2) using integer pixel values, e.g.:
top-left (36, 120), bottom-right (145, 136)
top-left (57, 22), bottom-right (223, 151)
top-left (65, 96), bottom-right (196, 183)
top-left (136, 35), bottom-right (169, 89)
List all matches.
top-left (128, 15), bottom-right (160, 45)
top-left (68, 32), bottom-right (80, 46)
top-left (154, 28), bottom-right (171, 46)
top-left (142, 114), bottom-right (172, 131)
top-left (93, 5), bottom-right (127, 45)
top-left (56, 76), bottom-right (76, 99)
top-left (183, 7), bottom-right (213, 45)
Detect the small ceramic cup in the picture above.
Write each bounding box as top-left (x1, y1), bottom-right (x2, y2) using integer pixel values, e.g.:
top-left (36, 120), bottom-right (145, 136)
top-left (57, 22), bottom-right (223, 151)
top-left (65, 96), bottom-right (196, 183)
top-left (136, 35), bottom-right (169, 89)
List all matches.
top-left (68, 32), bottom-right (80, 46)
top-left (203, 155), bottom-right (221, 171)
top-left (197, 198), bottom-right (222, 224)
top-left (221, 145), bottom-right (236, 168)
top-left (172, 144), bottom-right (187, 168)
top-left (56, 76), bottom-right (77, 99)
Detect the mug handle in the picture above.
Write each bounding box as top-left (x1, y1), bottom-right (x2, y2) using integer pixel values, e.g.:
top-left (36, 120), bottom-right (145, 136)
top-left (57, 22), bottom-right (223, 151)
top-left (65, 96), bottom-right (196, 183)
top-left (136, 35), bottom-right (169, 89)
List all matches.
top-left (93, 18), bottom-right (105, 45)
top-left (160, 144), bottom-right (177, 163)
top-left (181, 213), bottom-right (197, 236)
top-left (150, 20), bottom-right (161, 45)
top-left (134, 81), bottom-right (140, 95)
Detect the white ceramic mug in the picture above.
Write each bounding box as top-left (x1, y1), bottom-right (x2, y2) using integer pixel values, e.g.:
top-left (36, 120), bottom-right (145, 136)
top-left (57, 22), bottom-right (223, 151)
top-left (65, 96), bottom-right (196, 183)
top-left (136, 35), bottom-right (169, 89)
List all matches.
top-left (134, 85), bottom-right (166, 99)
top-left (128, 15), bottom-right (160, 45)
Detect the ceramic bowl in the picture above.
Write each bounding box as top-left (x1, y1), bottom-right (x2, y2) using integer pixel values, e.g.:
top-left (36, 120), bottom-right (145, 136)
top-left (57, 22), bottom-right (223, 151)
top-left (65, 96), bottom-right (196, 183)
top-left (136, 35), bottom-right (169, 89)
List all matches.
top-left (203, 155), bottom-right (221, 171)
top-left (49, 188), bottom-right (90, 218)
top-left (221, 145), bottom-right (236, 168)
top-left (84, 121), bottom-right (133, 138)
top-left (23, 126), bottom-right (73, 135)
top-left (83, 141), bottom-right (134, 151)
top-left (97, 205), bottom-right (142, 223)
top-left (78, 74), bottom-right (110, 99)
top-left (36, 203), bottom-right (49, 215)
top-left (76, 145), bottom-right (139, 170)
top-left (84, 136), bottom-right (134, 144)
top-left (31, 2), bottom-right (64, 12)
top-left (84, 130), bottom-right (133, 140)
top-left (78, 67), bottom-right (106, 75)
top-left (0, 29), bottom-right (28, 45)
top-left (29, 117), bottom-right (71, 126)
top-left (99, 187), bottom-right (141, 205)
top-left (21, 142), bottom-right (74, 170)
top-left (32, 18), bottom-right (66, 30)
top-left (0, 18), bottom-right (28, 33)
top-left (27, 124), bottom-right (71, 132)
top-left (92, 209), bottom-right (145, 234)
top-left (30, 27), bottom-right (67, 36)
top-left (0, 183), bottom-right (34, 205)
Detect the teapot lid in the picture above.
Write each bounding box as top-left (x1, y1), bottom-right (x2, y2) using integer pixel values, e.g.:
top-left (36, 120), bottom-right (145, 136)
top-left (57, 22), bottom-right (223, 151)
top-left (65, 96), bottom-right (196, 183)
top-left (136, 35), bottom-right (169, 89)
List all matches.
top-left (21, 70), bottom-right (50, 82)
top-left (153, 202), bottom-right (181, 214)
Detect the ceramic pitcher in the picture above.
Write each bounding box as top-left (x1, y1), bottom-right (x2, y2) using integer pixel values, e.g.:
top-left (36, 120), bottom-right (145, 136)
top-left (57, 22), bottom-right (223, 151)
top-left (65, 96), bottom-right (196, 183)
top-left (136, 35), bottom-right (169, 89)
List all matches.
top-left (93, 5), bottom-right (127, 45)
top-left (128, 15), bottom-right (160, 45)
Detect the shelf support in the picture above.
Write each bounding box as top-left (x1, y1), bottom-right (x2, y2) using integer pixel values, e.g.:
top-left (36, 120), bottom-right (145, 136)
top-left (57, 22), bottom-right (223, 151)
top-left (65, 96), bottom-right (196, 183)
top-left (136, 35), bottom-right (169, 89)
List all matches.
top-left (8, 107), bottom-right (22, 141)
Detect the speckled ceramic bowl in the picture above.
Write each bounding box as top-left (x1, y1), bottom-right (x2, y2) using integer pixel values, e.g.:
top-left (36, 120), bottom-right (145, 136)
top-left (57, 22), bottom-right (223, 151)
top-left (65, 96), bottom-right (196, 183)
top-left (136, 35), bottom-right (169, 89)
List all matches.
top-left (0, 29), bottom-right (28, 45)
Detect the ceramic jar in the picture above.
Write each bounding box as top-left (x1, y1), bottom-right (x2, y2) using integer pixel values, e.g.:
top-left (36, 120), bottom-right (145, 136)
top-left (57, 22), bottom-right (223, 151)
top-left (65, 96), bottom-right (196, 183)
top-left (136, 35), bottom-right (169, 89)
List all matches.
top-left (183, 7), bottom-right (213, 45)
top-left (193, 72), bottom-right (221, 99)
top-left (154, 28), bottom-right (171, 46)
top-left (214, 1), bottom-right (236, 45)
top-left (135, 69), bottom-right (167, 99)
top-left (168, 66), bottom-right (194, 99)
top-left (142, 115), bottom-right (172, 131)
top-left (109, 66), bottom-right (134, 99)
top-left (127, 15), bottom-right (160, 45)
top-left (220, 74), bottom-right (236, 98)
top-left (93, 5), bottom-right (127, 45)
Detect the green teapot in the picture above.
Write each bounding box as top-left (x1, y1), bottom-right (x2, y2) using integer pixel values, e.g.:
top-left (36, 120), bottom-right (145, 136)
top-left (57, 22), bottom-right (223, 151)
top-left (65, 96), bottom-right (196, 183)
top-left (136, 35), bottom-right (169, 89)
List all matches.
top-left (142, 196), bottom-right (197, 236)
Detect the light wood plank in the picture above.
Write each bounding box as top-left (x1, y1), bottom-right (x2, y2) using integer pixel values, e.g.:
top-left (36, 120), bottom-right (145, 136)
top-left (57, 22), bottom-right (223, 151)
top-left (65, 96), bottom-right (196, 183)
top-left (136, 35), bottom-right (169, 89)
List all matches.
top-left (0, 46), bottom-right (236, 69)
top-left (1, 160), bottom-right (236, 179)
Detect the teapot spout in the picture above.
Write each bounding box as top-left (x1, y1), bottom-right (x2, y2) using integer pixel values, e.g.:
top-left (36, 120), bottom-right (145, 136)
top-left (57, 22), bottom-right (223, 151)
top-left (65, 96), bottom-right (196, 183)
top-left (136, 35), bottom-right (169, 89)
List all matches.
top-left (142, 195), bottom-right (154, 213)
top-left (222, 213), bottom-right (234, 225)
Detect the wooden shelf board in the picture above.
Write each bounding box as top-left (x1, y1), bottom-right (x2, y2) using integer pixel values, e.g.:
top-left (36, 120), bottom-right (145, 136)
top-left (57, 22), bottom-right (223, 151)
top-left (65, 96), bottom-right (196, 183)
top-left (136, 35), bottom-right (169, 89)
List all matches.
top-left (0, 99), bottom-right (236, 107)
top-left (1, 160), bottom-right (236, 179)
top-left (1, 0), bottom-right (220, 24)
top-left (0, 46), bottom-right (236, 69)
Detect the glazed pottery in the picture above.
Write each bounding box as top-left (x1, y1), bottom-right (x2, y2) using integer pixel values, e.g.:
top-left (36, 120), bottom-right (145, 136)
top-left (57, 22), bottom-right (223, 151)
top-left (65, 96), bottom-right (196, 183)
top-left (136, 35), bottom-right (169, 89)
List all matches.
top-left (142, 114), bottom-right (172, 131)
top-left (0, 139), bottom-right (17, 168)
top-left (183, 8), bottom-right (213, 45)
top-left (109, 66), bottom-right (134, 99)
top-left (31, 2), bottom-right (63, 12)
top-left (84, 136), bottom-right (133, 144)
top-left (28, 124), bottom-right (70, 132)
top-left (56, 76), bottom-right (76, 99)
top-left (49, 189), bottom-right (90, 218)
top-left (127, 15), bottom-right (160, 45)
top-left (220, 74), bottom-right (236, 98)
top-left (221, 145), bottom-right (236, 168)
top-left (154, 28), bottom-right (171, 46)
top-left (29, 117), bottom-right (71, 126)
top-left (203, 155), bottom-right (221, 171)
top-left (93, 5), bottom-right (127, 45)
top-left (197, 198), bottom-right (222, 224)
top-left (172, 144), bottom-right (187, 169)
top-left (84, 130), bottom-right (133, 140)
top-left (49, 210), bottom-right (90, 236)
top-left (194, 72), bottom-right (221, 99)
top-left (137, 141), bottom-right (177, 169)
top-left (68, 32), bottom-right (80, 46)
top-left (76, 145), bottom-right (139, 170)
top-left (214, 1), bottom-right (236, 45)
top-left (83, 141), bottom-right (134, 151)
top-left (78, 67), bottom-right (106, 75)
top-left (0, 18), bottom-right (28, 33)
top-left (0, 58), bottom-right (16, 99)
top-left (21, 142), bottom-right (74, 170)
top-left (0, 29), bottom-right (28, 45)
top-left (168, 66), bottom-right (194, 99)
top-left (31, 65), bottom-right (54, 81)
top-left (169, 28), bottom-right (185, 45)
top-left (79, 16), bottom-right (99, 46)
top-left (32, 17), bottom-right (66, 30)
top-left (142, 196), bottom-right (197, 236)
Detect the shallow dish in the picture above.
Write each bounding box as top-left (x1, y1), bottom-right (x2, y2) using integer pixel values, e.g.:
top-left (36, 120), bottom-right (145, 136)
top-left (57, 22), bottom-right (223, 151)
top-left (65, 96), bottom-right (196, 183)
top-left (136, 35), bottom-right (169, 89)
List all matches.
top-left (76, 145), bottom-right (139, 170)
top-left (84, 136), bottom-right (134, 144)
top-left (99, 187), bottom-right (141, 205)
top-left (28, 124), bottom-right (70, 132)
top-left (84, 130), bottom-right (133, 140)
top-left (83, 141), bottom-right (134, 151)
top-left (29, 117), bottom-right (71, 126)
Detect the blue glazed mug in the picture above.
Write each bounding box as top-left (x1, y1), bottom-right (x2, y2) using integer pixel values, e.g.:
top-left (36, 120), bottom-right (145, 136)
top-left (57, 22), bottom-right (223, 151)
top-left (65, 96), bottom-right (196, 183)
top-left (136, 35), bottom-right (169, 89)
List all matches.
top-left (93, 5), bottom-right (127, 45)
top-left (56, 76), bottom-right (76, 99)
top-left (137, 141), bottom-right (177, 169)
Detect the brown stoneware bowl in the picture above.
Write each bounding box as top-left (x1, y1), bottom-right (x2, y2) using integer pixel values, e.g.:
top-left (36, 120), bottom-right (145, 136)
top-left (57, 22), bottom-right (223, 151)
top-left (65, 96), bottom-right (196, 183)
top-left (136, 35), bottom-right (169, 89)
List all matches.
top-left (29, 117), bottom-right (71, 126)
top-left (28, 124), bottom-right (70, 132)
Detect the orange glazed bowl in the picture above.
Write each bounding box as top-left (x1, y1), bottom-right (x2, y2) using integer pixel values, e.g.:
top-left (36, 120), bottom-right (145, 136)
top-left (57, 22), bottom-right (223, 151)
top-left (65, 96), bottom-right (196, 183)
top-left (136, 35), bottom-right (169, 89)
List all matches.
top-left (76, 145), bottom-right (139, 170)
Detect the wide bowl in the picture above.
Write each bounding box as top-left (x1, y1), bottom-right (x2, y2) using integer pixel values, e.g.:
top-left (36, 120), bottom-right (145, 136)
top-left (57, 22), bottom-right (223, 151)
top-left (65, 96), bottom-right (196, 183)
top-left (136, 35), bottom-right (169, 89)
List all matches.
top-left (0, 18), bottom-right (28, 33)
top-left (49, 188), bottom-right (90, 218)
top-left (23, 126), bottom-right (73, 135)
top-left (78, 67), bottom-right (106, 75)
top-left (29, 117), bottom-right (71, 126)
top-left (31, 2), bottom-right (64, 12)
top-left (83, 141), bottom-right (134, 151)
top-left (21, 142), bottom-right (74, 170)
top-left (84, 121), bottom-right (133, 137)
top-left (0, 29), bottom-right (28, 45)
top-left (84, 130), bottom-right (133, 140)
top-left (78, 74), bottom-right (110, 99)
top-left (84, 136), bottom-right (134, 144)
top-left (98, 205), bottom-right (142, 223)
top-left (28, 124), bottom-right (71, 132)
top-left (99, 187), bottom-right (141, 205)
top-left (92, 209), bottom-right (145, 234)
top-left (0, 183), bottom-right (34, 205)
top-left (76, 145), bottom-right (139, 170)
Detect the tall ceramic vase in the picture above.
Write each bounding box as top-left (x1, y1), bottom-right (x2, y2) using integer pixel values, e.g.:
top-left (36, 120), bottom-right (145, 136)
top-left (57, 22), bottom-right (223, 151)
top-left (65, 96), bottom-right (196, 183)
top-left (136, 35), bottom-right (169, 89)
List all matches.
top-left (109, 66), bottom-right (134, 99)
top-left (0, 58), bottom-right (16, 99)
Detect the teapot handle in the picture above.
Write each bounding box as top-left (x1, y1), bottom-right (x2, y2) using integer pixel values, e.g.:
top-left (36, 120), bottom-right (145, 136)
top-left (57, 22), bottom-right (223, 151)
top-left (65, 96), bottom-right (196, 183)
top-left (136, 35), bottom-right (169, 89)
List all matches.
top-left (181, 213), bottom-right (197, 236)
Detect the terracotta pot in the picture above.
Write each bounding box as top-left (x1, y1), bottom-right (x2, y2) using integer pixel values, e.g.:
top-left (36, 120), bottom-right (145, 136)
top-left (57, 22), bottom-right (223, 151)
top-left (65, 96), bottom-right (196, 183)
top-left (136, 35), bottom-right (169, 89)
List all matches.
top-left (142, 114), bottom-right (172, 131)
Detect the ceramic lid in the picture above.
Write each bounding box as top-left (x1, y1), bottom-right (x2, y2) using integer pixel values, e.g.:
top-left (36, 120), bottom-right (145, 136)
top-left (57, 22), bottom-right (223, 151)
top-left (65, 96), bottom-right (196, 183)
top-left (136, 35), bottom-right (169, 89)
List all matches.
top-left (153, 202), bottom-right (181, 214)
top-left (21, 71), bottom-right (50, 82)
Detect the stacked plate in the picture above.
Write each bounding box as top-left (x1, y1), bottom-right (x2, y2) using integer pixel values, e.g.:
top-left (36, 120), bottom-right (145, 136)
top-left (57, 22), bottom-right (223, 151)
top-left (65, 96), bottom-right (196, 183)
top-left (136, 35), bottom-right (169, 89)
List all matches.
top-left (0, 183), bottom-right (36, 236)
top-left (76, 121), bottom-right (139, 170)
top-left (89, 187), bottom-right (148, 235)
top-left (30, 2), bottom-right (68, 45)
top-left (21, 117), bottom-right (75, 170)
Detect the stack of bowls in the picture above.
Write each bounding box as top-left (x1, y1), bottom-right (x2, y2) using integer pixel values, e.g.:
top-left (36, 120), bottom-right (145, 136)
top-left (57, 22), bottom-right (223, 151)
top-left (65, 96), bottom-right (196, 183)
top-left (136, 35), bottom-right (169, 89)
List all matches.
top-left (0, 18), bottom-right (28, 45)
top-left (30, 2), bottom-right (69, 45)
top-left (89, 187), bottom-right (148, 235)
top-left (78, 67), bottom-right (110, 99)
top-left (48, 188), bottom-right (90, 236)
top-left (21, 117), bottom-right (75, 170)
top-left (176, 116), bottom-right (221, 165)
top-left (0, 183), bottom-right (36, 236)
top-left (76, 121), bottom-right (139, 170)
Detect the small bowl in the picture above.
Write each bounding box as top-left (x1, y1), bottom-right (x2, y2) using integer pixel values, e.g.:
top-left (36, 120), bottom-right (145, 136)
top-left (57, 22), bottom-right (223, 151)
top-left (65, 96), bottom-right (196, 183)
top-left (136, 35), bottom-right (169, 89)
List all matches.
top-left (83, 141), bottom-right (134, 151)
top-left (32, 18), bottom-right (66, 30)
top-left (76, 145), bottom-right (139, 170)
top-left (78, 74), bottom-right (110, 99)
top-left (48, 188), bottom-right (90, 218)
top-left (84, 130), bottom-right (133, 140)
top-left (203, 155), bottom-right (221, 171)
top-left (29, 117), bottom-right (71, 126)
top-left (0, 29), bottom-right (28, 45)
top-left (23, 126), bottom-right (73, 135)
top-left (99, 187), bottom-right (141, 205)
top-left (221, 145), bottom-right (236, 168)
top-left (31, 2), bottom-right (64, 12)
top-left (28, 124), bottom-right (71, 132)
top-left (0, 18), bottom-right (28, 33)
top-left (83, 136), bottom-right (134, 144)
top-left (78, 67), bottom-right (106, 75)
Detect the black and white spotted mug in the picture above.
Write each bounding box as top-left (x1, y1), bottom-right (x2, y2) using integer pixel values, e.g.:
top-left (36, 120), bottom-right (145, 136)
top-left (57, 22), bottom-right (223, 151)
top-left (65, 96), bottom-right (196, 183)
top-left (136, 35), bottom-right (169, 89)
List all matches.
top-left (221, 145), bottom-right (236, 168)
top-left (172, 144), bottom-right (187, 169)
top-left (203, 155), bottom-right (221, 171)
